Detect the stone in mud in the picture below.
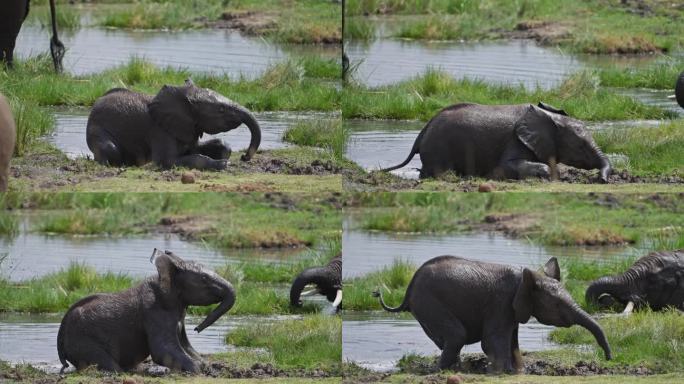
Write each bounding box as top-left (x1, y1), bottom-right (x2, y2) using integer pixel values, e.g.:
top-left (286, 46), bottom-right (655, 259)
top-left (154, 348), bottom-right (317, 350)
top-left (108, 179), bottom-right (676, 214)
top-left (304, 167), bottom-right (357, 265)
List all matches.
top-left (446, 374), bottom-right (463, 384)
top-left (478, 183), bottom-right (494, 192)
top-left (181, 172), bottom-right (195, 184)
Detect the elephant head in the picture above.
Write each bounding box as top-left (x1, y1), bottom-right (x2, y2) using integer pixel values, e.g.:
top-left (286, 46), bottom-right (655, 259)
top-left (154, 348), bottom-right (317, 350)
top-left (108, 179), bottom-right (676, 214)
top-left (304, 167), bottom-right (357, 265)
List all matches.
top-left (675, 71), bottom-right (684, 109)
top-left (513, 257), bottom-right (612, 360)
top-left (515, 105), bottom-right (612, 182)
top-left (290, 255), bottom-right (342, 308)
top-left (151, 249), bottom-right (235, 332)
top-left (148, 80), bottom-right (261, 161)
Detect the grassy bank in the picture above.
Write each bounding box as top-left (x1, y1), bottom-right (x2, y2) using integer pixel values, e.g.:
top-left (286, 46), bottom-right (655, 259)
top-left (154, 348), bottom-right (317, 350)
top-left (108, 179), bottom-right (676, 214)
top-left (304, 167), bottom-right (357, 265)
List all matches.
top-left (1, 192), bottom-right (342, 248)
top-left (283, 120), bottom-right (349, 160)
top-left (349, 192), bottom-right (684, 246)
top-left (346, 0), bottom-right (684, 54)
top-left (343, 69), bottom-right (675, 121)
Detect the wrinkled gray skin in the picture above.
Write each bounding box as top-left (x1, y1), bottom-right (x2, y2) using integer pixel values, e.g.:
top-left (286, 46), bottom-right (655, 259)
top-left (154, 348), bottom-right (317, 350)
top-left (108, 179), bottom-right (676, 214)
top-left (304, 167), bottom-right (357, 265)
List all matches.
top-left (86, 79), bottom-right (261, 170)
top-left (0, 0), bottom-right (64, 72)
top-left (676, 71), bottom-right (684, 109)
top-left (290, 255), bottom-right (342, 309)
top-left (586, 249), bottom-right (684, 312)
top-left (0, 94), bottom-right (17, 192)
top-left (57, 249), bottom-right (236, 373)
top-left (383, 103), bottom-right (612, 183)
top-left (374, 256), bottom-right (612, 373)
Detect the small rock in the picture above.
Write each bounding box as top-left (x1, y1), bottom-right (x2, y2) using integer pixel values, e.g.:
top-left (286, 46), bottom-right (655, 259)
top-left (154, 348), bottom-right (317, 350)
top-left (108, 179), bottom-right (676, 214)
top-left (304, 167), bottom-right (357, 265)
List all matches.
top-left (478, 183), bottom-right (494, 192)
top-left (181, 172), bottom-right (195, 184)
top-left (122, 379), bottom-right (137, 384)
top-left (446, 374), bottom-right (463, 384)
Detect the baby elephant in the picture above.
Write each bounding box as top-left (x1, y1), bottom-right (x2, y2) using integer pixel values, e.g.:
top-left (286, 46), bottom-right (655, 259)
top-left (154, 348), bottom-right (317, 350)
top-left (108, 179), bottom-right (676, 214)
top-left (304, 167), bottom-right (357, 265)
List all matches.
top-left (290, 254), bottom-right (342, 309)
top-left (383, 102), bottom-right (611, 182)
top-left (86, 79), bottom-right (261, 170)
top-left (374, 256), bottom-right (611, 373)
top-left (57, 249), bottom-right (236, 373)
top-left (0, 93), bottom-right (16, 192)
top-left (586, 249), bottom-right (684, 314)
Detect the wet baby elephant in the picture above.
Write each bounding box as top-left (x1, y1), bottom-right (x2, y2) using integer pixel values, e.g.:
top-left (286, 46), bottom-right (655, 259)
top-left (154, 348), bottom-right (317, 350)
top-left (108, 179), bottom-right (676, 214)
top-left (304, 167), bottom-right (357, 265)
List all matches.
top-left (0, 94), bottom-right (16, 192)
top-left (374, 256), bottom-right (612, 373)
top-left (57, 249), bottom-right (236, 373)
top-left (383, 102), bottom-right (612, 182)
top-left (586, 249), bottom-right (684, 314)
top-left (86, 79), bottom-right (261, 170)
top-left (290, 255), bottom-right (342, 310)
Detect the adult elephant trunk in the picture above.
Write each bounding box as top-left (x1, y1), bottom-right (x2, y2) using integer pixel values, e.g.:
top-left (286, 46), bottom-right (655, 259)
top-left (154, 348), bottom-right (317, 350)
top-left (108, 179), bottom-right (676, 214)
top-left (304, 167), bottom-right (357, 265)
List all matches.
top-left (585, 276), bottom-right (624, 305)
top-left (194, 282), bottom-right (236, 333)
top-left (675, 70), bottom-right (684, 109)
top-left (49, 0), bottom-right (65, 73)
top-left (573, 306), bottom-right (612, 360)
top-left (237, 107), bottom-right (261, 161)
top-left (290, 268), bottom-right (326, 307)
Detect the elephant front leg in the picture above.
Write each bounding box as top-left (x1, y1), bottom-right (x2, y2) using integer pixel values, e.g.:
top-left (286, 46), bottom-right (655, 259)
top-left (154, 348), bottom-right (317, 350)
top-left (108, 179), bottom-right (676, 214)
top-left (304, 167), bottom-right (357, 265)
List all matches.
top-left (510, 326), bottom-right (523, 373)
top-left (146, 318), bottom-right (201, 373)
top-left (481, 326), bottom-right (515, 373)
top-left (497, 139), bottom-right (552, 180)
top-left (174, 154), bottom-right (228, 171)
top-left (179, 322), bottom-right (203, 361)
top-left (195, 139), bottom-right (232, 160)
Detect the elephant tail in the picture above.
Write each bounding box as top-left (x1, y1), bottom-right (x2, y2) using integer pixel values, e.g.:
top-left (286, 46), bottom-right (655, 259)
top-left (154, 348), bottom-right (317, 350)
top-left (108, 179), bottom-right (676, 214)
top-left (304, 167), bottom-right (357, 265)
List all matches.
top-left (372, 289), bottom-right (409, 313)
top-left (380, 123), bottom-right (427, 173)
top-left (57, 313), bottom-right (69, 373)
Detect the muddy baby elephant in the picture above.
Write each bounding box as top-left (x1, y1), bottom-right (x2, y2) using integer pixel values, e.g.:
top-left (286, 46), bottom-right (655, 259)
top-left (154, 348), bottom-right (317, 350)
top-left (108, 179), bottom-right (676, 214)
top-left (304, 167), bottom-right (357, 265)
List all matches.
top-left (586, 249), bottom-right (684, 314)
top-left (374, 256), bottom-right (612, 373)
top-left (676, 71), bottom-right (684, 109)
top-left (57, 249), bottom-right (236, 373)
top-left (290, 254), bottom-right (342, 309)
top-left (86, 79), bottom-right (261, 170)
top-left (0, 94), bottom-right (16, 192)
top-left (383, 102), bottom-right (612, 182)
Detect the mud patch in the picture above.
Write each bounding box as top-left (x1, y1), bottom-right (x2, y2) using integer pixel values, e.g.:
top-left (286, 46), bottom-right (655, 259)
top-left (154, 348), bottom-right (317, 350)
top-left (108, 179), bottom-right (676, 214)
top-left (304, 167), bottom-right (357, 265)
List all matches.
top-left (157, 215), bottom-right (215, 241)
top-left (502, 20), bottom-right (572, 45)
top-left (231, 151), bottom-right (344, 176)
top-left (558, 166), bottom-right (684, 184)
top-left (206, 11), bottom-right (278, 36)
top-left (479, 213), bottom-right (540, 237)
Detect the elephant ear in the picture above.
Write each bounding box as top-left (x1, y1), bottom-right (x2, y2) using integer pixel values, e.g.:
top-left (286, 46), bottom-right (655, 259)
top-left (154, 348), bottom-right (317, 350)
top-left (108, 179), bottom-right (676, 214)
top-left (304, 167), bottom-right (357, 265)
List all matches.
top-left (542, 257), bottom-right (561, 281)
top-left (150, 248), bottom-right (180, 294)
top-left (148, 85), bottom-right (200, 144)
top-left (513, 268), bottom-right (537, 323)
top-left (537, 102), bottom-right (568, 116)
top-left (514, 105), bottom-right (558, 163)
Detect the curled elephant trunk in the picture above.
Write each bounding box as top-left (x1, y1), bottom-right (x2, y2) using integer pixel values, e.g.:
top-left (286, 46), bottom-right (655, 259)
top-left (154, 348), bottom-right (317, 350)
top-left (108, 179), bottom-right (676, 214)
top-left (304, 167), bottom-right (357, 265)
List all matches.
top-left (598, 153), bottom-right (612, 183)
top-left (194, 282), bottom-right (236, 333)
top-left (573, 306), bottom-right (612, 360)
top-left (238, 107), bottom-right (261, 162)
top-left (585, 276), bottom-right (620, 306)
top-left (290, 268), bottom-right (321, 307)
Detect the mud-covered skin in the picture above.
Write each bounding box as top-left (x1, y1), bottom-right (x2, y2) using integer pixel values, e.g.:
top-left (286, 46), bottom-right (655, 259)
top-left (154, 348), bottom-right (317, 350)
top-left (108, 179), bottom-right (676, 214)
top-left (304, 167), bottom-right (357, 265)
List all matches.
top-left (676, 71), bottom-right (684, 110)
top-left (57, 250), bottom-right (236, 373)
top-left (374, 256), bottom-right (611, 373)
top-left (0, 0), bottom-right (64, 71)
top-left (586, 249), bottom-right (684, 312)
top-left (383, 103), bottom-right (611, 183)
top-left (86, 80), bottom-right (261, 170)
top-left (290, 255), bottom-right (342, 308)
top-left (0, 94), bottom-right (17, 192)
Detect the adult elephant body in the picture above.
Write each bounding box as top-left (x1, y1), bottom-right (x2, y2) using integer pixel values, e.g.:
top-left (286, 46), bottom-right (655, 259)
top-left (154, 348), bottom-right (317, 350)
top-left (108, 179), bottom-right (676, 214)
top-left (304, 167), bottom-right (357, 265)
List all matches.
top-left (586, 249), bottom-right (684, 313)
top-left (290, 255), bottom-right (342, 309)
top-left (0, 0), bottom-right (64, 71)
top-left (86, 80), bottom-right (261, 170)
top-left (0, 94), bottom-right (17, 192)
top-left (374, 256), bottom-right (611, 373)
top-left (57, 249), bottom-right (236, 373)
top-left (383, 103), bottom-right (611, 182)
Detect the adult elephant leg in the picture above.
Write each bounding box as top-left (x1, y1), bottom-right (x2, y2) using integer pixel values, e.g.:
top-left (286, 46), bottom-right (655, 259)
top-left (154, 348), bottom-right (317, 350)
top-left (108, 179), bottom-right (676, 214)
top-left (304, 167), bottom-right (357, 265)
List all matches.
top-left (195, 139), bottom-right (231, 160)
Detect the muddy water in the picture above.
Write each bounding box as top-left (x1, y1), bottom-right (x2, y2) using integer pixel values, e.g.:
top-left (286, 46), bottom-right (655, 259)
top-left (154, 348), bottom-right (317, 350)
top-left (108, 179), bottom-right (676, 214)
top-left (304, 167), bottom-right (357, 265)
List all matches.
top-left (0, 313), bottom-right (296, 370)
top-left (15, 25), bottom-right (337, 77)
top-left (47, 109), bottom-right (334, 159)
top-left (343, 312), bottom-right (557, 372)
top-left (345, 118), bottom-right (669, 178)
top-left (0, 224), bottom-right (305, 282)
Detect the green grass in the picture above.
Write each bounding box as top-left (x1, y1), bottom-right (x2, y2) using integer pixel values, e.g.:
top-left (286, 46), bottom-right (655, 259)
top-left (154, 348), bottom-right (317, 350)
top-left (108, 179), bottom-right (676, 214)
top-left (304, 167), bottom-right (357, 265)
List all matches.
top-left (226, 314), bottom-right (341, 370)
top-left (4, 96), bottom-right (53, 157)
top-left (548, 309), bottom-right (684, 372)
top-left (351, 193), bottom-right (684, 247)
top-left (344, 260), bottom-right (414, 311)
top-left (345, 16), bottom-right (376, 41)
top-left (597, 59), bottom-right (684, 90)
top-left (26, 4), bottom-right (82, 29)
top-left (346, 0), bottom-right (684, 54)
top-left (594, 120), bottom-right (684, 177)
top-left (282, 120), bottom-right (348, 160)
top-left (343, 69), bottom-right (675, 121)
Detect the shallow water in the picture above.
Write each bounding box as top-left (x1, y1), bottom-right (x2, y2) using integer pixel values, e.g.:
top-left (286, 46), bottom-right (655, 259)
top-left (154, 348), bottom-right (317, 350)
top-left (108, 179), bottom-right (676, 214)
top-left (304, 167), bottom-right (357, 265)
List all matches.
top-left (617, 88), bottom-right (683, 117)
top-left (344, 118), bottom-right (670, 178)
top-left (15, 25), bottom-right (337, 77)
top-left (343, 312), bottom-right (557, 372)
top-left (0, 313), bottom-right (296, 369)
top-left (47, 109), bottom-right (334, 159)
top-left (0, 222), bottom-right (306, 282)
top-left (342, 226), bottom-right (638, 278)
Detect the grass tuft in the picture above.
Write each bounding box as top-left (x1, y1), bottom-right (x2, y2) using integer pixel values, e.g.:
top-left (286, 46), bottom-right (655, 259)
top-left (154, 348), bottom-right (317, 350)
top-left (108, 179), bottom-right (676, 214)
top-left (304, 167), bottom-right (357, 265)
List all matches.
top-left (283, 120), bottom-right (348, 160)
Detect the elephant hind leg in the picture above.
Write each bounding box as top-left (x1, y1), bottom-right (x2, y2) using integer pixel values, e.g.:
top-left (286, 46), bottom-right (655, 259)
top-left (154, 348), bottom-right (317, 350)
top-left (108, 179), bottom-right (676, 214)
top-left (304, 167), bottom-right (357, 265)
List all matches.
top-left (195, 138), bottom-right (231, 160)
top-left (412, 298), bottom-right (467, 370)
top-left (68, 343), bottom-right (123, 372)
top-left (90, 139), bottom-right (123, 166)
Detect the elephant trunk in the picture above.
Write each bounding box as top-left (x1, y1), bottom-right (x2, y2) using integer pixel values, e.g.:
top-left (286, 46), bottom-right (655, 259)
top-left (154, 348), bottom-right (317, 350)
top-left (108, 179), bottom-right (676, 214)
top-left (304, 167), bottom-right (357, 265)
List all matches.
top-left (586, 276), bottom-right (622, 306)
top-left (194, 282), bottom-right (236, 333)
top-left (238, 107), bottom-right (261, 161)
top-left (290, 268), bottom-right (323, 307)
top-left (598, 152), bottom-right (612, 183)
top-left (573, 306), bottom-right (612, 360)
